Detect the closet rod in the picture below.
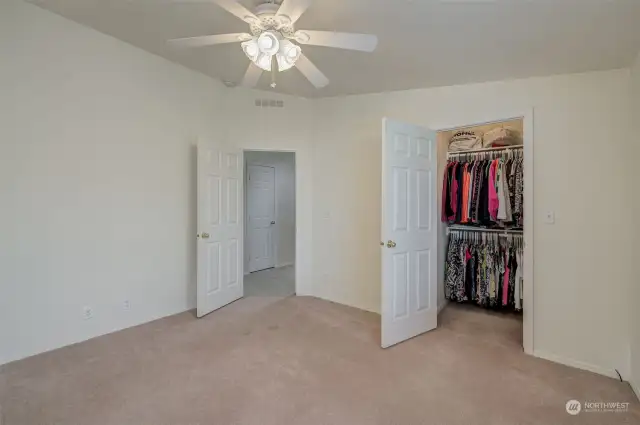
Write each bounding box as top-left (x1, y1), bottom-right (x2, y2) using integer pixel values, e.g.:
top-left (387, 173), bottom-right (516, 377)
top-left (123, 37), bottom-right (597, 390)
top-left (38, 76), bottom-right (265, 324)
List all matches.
top-left (447, 226), bottom-right (523, 235)
top-left (447, 144), bottom-right (523, 156)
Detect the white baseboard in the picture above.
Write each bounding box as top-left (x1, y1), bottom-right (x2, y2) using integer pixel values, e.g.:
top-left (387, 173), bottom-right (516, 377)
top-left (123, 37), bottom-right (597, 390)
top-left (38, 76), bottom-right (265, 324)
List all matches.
top-left (533, 349), bottom-right (620, 380)
top-left (276, 262), bottom-right (294, 268)
top-left (437, 300), bottom-right (448, 315)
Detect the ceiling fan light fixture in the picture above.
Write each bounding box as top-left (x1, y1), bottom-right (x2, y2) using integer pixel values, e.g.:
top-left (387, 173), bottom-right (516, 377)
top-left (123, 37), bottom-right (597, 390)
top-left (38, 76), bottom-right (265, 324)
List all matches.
top-left (257, 31), bottom-right (280, 55)
top-left (276, 54), bottom-right (294, 71)
top-left (275, 39), bottom-right (301, 71)
top-left (241, 39), bottom-right (259, 61)
top-left (255, 53), bottom-right (272, 71)
top-left (279, 39), bottom-right (301, 61)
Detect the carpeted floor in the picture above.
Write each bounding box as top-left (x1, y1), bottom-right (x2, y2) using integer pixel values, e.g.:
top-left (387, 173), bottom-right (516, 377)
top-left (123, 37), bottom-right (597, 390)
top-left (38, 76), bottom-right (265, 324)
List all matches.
top-left (1, 297), bottom-right (638, 425)
top-left (244, 265), bottom-right (295, 297)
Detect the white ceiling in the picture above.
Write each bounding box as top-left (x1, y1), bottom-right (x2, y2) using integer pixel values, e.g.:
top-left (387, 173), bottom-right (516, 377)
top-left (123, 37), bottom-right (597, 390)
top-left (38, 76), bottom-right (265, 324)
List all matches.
top-left (26, 0), bottom-right (640, 98)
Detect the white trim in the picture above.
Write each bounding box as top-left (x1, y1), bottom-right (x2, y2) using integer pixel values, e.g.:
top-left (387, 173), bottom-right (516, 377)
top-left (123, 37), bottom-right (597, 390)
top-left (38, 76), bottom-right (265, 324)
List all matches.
top-left (276, 262), bottom-right (294, 268)
top-left (630, 379), bottom-right (640, 401)
top-left (430, 108), bottom-right (535, 355)
top-left (522, 110), bottom-right (534, 355)
top-left (437, 300), bottom-right (448, 315)
top-left (533, 349), bottom-right (620, 380)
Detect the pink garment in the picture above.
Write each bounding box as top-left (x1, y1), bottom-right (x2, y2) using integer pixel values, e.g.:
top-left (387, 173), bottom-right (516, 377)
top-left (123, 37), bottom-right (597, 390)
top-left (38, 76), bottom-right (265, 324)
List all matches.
top-left (502, 256), bottom-right (510, 306)
top-left (488, 160), bottom-right (499, 220)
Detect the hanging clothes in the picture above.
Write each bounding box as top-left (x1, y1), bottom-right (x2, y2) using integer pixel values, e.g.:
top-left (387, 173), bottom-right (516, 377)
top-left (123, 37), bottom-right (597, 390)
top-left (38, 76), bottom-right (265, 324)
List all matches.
top-left (445, 231), bottom-right (524, 312)
top-left (441, 149), bottom-right (523, 228)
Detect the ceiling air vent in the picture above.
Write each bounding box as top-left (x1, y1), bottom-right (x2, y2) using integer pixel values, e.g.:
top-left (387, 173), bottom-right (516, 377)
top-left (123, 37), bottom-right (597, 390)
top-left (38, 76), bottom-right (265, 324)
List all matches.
top-left (254, 99), bottom-right (284, 108)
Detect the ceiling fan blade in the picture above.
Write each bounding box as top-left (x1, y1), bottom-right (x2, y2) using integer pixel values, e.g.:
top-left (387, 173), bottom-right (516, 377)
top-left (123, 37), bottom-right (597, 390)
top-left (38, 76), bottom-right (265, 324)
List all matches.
top-left (168, 33), bottom-right (251, 48)
top-left (295, 53), bottom-right (328, 88)
top-left (241, 62), bottom-right (263, 88)
top-left (295, 30), bottom-right (378, 52)
top-left (173, 0), bottom-right (259, 25)
top-left (276, 0), bottom-right (312, 25)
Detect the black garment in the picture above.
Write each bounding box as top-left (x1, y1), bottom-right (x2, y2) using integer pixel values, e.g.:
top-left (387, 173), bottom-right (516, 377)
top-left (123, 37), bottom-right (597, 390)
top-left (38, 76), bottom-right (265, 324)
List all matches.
top-left (444, 163), bottom-right (455, 219)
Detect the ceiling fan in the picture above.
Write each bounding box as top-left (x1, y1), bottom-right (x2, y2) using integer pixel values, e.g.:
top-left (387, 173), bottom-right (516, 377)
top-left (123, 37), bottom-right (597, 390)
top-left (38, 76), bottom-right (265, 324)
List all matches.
top-left (168, 0), bottom-right (378, 89)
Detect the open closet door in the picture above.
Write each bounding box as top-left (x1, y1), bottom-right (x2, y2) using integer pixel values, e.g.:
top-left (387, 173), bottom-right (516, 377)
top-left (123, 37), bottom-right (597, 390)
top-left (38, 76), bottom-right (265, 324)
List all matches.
top-left (381, 118), bottom-right (438, 348)
top-left (196, 140), bottom-right (243, 318)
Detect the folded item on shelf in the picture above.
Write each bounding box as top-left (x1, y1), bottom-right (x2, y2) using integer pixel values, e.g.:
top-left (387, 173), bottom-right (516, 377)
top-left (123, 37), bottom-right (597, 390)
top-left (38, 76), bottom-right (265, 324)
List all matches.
top-left (448, 130), bottom-right (483, 152)
top-left (482, 127), bottom-right (521, 148)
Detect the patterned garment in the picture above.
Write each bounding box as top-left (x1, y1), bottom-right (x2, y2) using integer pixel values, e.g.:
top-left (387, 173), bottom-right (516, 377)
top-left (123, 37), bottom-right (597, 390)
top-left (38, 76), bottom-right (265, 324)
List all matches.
top-left (445, 234), bottom-right (523, 311)
top-left (514, 157), bottom-right (524, 224)
top-left (459, 242), bottom-right (470, 301)
top-left (508, 159), bottom-right (517, 219)
top-left (486, 245), bottom-right (496, 304)
top-left (508, 249), bottom-right (517, 308)
top-left (445, 237), bottom-right (464, 301)
top-left (478, 246), bottom-right (489, 305)
top-left (469, 162), bottom-right (482, 223)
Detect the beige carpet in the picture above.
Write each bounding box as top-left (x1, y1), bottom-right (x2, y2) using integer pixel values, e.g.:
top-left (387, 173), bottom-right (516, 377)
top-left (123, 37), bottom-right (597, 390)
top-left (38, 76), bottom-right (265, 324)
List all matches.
top-left (244, 265), bottom-right (295, 297)
top-left (1, 297), bottom-right (638, 425)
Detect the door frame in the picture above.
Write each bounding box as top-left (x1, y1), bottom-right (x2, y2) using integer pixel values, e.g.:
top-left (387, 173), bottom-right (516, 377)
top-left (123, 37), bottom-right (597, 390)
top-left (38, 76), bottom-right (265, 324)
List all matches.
top-left (242, 149), bottom-right (298, 294)
top-left (432, 109), bottom-right (534, 355)
top-left (245, 163), bottom-right (277, 273)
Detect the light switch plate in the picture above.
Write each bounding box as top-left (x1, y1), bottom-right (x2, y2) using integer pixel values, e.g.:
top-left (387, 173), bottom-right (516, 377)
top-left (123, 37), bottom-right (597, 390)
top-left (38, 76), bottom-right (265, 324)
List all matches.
top-left (544, 211), bottom-right (555, 224)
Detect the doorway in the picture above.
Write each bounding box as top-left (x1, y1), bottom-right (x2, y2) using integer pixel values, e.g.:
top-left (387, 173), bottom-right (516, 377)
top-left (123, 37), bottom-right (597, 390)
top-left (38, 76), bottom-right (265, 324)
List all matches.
top-left (244, 151), bottom-right (296, 297)
top-left (380, 111), bottom-right (533, 353)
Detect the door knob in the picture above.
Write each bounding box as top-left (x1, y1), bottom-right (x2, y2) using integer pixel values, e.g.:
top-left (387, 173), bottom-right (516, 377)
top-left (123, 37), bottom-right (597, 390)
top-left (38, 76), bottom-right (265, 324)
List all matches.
top-left (271, 221), bottom-right (276, 225)
top-left (199, 232), bottom-right (210, 239)
top-left (386, 240), bottom-right (396, 248)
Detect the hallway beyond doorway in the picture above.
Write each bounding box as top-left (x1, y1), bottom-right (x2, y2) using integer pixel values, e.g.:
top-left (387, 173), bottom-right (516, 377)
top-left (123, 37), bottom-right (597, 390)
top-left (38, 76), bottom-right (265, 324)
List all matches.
top-left (244, 266), bottom-right (295, 297)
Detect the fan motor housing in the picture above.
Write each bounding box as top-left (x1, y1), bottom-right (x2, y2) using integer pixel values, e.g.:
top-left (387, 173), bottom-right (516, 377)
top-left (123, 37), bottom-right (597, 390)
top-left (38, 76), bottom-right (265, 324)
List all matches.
top-left (250, 2), bottom-right (295, 38)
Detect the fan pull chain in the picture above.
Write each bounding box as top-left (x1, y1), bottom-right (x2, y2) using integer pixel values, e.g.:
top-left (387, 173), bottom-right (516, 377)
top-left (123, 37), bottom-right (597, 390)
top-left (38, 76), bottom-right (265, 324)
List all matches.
top-left (270, 56), bottom-right (277, 88)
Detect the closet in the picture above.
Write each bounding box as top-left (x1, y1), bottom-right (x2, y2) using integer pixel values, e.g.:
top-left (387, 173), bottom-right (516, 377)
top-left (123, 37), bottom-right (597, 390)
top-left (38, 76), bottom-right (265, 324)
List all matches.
top-left (437, 118), bottom-right (526, 344)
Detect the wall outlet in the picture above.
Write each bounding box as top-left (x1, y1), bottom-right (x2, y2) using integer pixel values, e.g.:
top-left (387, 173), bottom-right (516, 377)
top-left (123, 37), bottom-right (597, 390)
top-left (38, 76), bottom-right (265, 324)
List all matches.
top-left (83, 306), bottom-right (93, 320)
top-left (123, 300), bottom-right (131, 310)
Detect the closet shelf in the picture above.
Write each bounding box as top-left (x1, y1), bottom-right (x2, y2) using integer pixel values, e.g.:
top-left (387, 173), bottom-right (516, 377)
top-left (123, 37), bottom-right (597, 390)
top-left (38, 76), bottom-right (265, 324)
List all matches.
top-left (447, 144), bottom-right (523, 156)
top-left (447, 225), bottom-right (523, 234)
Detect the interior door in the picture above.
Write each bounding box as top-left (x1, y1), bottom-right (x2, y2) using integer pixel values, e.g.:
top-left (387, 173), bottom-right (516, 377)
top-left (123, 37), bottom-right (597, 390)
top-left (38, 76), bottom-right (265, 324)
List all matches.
top-left (247, 165), bottom-right (276, 272)
top-left (381, 118), bottom-right (438, 348)
top-left (197, 140), bottom-right (243, 318)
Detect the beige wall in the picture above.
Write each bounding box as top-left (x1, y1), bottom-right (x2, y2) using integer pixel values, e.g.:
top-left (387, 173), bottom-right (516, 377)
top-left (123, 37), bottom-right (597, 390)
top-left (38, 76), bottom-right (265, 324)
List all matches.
top-left (0, 0), bottom-right (312, 364)
top-left (630, 51), bottom-right (640, 397)
top-left (2, 0), bottom-right (637, 386)
top-left (311, 69), bottom-right (633, 379)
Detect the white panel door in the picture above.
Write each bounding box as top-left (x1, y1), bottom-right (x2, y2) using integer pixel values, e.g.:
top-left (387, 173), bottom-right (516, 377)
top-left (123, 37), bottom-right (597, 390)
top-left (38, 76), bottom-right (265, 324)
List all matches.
top-left (197, 140), bottom-right (243, 318)
top-left (381, 118), bottom-right (438, 348)
top-left (247, 165), bottom-right (276, 272)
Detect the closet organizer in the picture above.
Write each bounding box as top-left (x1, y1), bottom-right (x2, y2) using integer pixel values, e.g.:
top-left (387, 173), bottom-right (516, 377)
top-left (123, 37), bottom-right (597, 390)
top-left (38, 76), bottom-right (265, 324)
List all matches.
top-left (442, 143), bottom-right (524, 312)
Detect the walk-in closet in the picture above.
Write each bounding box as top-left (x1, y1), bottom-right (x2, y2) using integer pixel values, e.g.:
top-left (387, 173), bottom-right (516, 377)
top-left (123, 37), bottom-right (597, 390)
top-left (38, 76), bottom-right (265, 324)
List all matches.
top-left (437, 117), bottom-right (528, 349)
